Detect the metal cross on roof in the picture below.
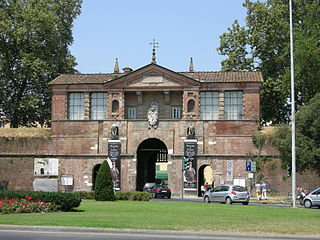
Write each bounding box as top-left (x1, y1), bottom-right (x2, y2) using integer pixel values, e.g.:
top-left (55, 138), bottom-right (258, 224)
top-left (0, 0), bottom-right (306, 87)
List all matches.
top-left (149, 39), bottom-right (159, 64)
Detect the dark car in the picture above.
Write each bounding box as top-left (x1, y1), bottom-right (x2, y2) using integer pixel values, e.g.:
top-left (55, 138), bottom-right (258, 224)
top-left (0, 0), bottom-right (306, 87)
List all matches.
top-left (151, 185), bottom-right (171, 199)
top-left (143, 183), bottom-right (156, 193)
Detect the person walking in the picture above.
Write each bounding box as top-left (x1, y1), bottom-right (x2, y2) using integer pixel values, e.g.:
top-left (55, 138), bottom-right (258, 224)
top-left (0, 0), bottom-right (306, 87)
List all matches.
top-left (255, 182), bottom-right (262, 200)
top-left (261, 181), bottom-right (267, 200)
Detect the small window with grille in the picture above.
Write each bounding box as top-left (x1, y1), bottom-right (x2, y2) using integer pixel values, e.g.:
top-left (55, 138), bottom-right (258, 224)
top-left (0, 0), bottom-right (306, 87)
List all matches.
top-left (127, 108), bottom-right (136, 119)
top-left (171, 107), bottom-right (181, 119)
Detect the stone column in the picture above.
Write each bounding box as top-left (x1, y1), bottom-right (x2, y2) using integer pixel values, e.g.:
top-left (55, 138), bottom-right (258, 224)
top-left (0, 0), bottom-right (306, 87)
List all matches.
top-left (84, 92), bottom-right (90, 120)
top-left (218, 91), bottom-right (224, 120)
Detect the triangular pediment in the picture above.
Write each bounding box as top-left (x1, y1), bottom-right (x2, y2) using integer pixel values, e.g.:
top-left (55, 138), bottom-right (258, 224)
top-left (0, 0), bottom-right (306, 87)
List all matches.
top-left (105, 64), bottom-right (200, 89)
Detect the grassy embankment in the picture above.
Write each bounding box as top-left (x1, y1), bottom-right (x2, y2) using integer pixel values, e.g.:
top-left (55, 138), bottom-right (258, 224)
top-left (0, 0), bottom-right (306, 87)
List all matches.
top-left (0, 200), bottom-right (319, 235)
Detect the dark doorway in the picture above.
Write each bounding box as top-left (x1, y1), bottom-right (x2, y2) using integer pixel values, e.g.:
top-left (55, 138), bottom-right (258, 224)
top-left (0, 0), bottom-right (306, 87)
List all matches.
top-left (136, 138), bottom-right (168, 191)
top-left (198, 165), bottom-right (213, 197)
top-left (92, 164), bottom-right (101, 190)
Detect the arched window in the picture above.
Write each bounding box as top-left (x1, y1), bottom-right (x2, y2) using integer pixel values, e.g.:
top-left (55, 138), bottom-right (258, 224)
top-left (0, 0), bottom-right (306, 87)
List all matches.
top-left (112, 100), bottom-right (119, 112)
top-left (187, 99), bottom-right (195, 112)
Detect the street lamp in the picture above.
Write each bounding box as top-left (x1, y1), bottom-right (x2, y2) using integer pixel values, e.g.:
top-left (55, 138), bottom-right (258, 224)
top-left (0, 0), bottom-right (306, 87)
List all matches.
top-left (289, 0), bottom-right (296, 208)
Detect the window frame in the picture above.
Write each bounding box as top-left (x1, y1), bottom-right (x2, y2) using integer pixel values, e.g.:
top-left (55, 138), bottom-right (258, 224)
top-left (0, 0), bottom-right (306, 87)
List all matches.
top-left (224, 91), bottom-right (243, 120)
top-left (67, 92), bottom-right (84, 120)
top-left (127, 107), bottom-right (137, 119)
top-left (171, 107), bottom-right (181, 119)
top-left (200, 91), bottom-right (219, 120)
top-left (90, 92), bottom-right (107, 120)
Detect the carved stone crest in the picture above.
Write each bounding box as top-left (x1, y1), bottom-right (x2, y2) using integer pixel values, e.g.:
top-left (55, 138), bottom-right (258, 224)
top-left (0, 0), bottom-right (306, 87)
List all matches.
top-left (111, 124), bottom-right (119, 139)
top-left (148, 107), bottom-right (158, 128)
top-left (187, 126), bottom-right (195, 139)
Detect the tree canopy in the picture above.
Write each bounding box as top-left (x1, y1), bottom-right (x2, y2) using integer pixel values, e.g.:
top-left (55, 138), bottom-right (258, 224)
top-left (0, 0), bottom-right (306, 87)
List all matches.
top-left (271, 93), bottom-right (320, 175)
top-left (217, 0), bottom-right (320, 124)
top-left (0, 0), bottom-right (82, 127)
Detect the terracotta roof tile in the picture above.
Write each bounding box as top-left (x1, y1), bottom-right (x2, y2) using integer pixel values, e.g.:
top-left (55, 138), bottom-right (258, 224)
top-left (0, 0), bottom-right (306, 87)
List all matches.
top-left (49, 73), bottom-right (124, 85)
top-left (179, 71), bottom-right (263, 82)
top-left (49, 71), bottom-right (262, 85)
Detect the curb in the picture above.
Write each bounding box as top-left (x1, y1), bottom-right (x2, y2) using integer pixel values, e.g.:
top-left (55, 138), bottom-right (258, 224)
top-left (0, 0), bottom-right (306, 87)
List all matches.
top-left (0, 225), bottom-right (320, 240)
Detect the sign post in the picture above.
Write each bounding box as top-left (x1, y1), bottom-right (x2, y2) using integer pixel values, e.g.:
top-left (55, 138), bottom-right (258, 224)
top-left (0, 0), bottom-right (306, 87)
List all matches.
top-left (108, 140), bottom-right (121, 191)
top-left (183, 139), bottom-right (197, 198)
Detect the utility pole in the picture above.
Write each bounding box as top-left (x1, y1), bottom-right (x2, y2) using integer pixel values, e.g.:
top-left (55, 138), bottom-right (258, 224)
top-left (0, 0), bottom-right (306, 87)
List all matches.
top-left (289, 0), bottom-right (296, 208)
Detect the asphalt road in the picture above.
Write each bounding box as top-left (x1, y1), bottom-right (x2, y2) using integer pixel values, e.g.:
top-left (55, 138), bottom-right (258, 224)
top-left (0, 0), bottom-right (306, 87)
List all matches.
top-left (0, 230), bottom-right (319, 240)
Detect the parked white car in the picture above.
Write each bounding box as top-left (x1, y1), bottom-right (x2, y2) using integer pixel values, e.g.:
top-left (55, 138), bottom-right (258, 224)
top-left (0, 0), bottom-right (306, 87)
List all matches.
top-left (203, 185), bottom-right (250, 205)
top-left (303, 187), bottom-right (320, 208)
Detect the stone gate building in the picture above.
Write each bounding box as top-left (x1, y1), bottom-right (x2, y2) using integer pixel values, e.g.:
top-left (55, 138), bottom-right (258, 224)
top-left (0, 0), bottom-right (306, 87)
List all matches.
top-left (48, 58), bottom-right (262, 197)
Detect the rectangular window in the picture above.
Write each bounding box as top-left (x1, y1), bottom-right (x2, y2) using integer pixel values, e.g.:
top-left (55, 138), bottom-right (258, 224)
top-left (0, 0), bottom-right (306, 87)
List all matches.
top-left (68, 93), bottom-right (84, 120)
top-left (127, 108), bottom-right (136, 119)
top-left (90, 93), bottom-right (107, 120)
top-left (200, 92), bottom-right (219, 120)
top-left (171, 107), bottom-right (181, 119)
top-left (224, 91), bottom-right (243, 120)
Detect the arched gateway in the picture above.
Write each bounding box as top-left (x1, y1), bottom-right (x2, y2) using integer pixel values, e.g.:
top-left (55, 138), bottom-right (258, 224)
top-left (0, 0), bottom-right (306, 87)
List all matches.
top-left (136, 138), bottom-right (168, 191)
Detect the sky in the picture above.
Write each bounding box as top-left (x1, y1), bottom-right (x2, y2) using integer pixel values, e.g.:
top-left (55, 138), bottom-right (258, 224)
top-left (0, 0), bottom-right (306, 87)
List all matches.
top-left (70, 0), bottom-right (248, 74)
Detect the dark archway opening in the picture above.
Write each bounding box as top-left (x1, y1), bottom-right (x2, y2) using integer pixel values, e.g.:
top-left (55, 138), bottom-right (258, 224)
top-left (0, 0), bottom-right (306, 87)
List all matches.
top-left (198, 165), bottom-right (213, 197)
top-left (136, 138), bottom-right (168, 191)
top-left (92, 164), bottom-right (101, 190)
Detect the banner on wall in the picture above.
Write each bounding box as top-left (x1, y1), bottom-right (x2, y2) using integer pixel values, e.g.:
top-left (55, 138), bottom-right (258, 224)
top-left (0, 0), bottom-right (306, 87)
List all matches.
top-left (108, 140), bottom-right (121, 190)
top-left (183, 139), bottom-right (197, 190)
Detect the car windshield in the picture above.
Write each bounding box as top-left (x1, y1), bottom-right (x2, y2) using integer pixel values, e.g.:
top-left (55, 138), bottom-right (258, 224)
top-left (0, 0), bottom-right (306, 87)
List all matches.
top-left (232, 186), bottom-right (247, 192)
top-left (144, 183), bottom-right (155, 188)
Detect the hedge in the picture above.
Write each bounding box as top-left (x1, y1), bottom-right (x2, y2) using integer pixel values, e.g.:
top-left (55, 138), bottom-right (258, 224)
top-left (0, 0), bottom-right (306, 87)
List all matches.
top-left (0, 190), bottom-right (81, 211)
top-left (115, 191), bottom-right (151, 201)
top-left (76, 191), bottom-right (151, 201)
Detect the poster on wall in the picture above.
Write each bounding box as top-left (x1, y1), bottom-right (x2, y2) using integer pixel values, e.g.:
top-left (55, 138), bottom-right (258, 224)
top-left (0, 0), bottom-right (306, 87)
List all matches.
top-left (108, 140), bottom-right (121, 190)
top-left (34, 158), bottom-right (58, 176)
top-left (183, 140), bottom-right (197, 190)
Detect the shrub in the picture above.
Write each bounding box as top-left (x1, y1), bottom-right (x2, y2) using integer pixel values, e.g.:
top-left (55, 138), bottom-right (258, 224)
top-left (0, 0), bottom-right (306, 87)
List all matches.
top-left (0, 196), bottom-right (59, 214)
top-left (75, 191), bottom-right (95, 200)
top-left (94, 160), bottom-right (116, 201)
top-left (0, 190), bottom-right (81, 211)
top-left (115, 191), bottom-right (151, 201)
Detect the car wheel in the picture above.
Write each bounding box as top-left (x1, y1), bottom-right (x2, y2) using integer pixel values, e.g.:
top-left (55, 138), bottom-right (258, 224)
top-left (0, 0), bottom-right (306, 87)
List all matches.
top-left (304, 200), bottom-right (312, 208)
top-left (204, 196), bottom-right (211, 203)
top-left (242, 202), bottom-right (249, 205)
top-left (225, 197), bottom-right (233, 204)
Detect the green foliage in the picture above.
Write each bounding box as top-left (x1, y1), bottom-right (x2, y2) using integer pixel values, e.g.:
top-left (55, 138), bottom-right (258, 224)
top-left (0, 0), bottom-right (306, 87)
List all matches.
top-left (94, 160), bottom-right (116, 201)
top-left (75, 191), bottom-right (95, 200)
top-left (218, 0), bottom-right (320, 124)
top-left (0, 0), bottom-right (82, 127)
top-left (115, 191), bottom-right (151, 201)
top-left (271, 93), bottom-right (320, 175)
top-left (0, 190), bottom-right (81, 211)
top-left (0, 196), bottom-right (59, 214)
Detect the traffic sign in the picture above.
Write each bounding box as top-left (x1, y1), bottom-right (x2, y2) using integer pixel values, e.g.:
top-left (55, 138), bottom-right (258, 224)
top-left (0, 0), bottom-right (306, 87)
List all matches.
top-left (251, 161), bottom-right (256, 172)
top-left (246, 161), bottom-right (251, 172)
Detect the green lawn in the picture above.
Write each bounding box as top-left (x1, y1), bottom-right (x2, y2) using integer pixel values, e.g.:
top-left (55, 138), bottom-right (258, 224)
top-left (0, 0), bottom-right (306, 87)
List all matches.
top-left (0, 200), bottom-right (319, 235)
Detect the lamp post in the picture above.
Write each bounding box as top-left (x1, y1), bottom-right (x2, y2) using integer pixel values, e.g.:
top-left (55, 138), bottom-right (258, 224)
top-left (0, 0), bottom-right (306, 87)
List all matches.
top-left (289, 0), bottom-right (296, 208)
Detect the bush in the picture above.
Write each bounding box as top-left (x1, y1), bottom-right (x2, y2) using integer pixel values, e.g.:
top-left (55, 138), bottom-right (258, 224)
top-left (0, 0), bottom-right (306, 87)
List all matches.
top-left (115, 191), bottom-right (151, 201)
top-left (0, 190), bottom-right (81, 211)
top-left (0, 196), bottom-right (59, 214)
top-left (94, 160), bottom-right (116, 201)
top-left (75, 191), bottom-right (94, 200)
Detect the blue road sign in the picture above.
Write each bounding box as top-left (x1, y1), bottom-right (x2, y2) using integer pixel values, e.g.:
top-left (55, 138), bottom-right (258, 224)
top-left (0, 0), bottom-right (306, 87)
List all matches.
top-left (246, 161), bottom-right (251, 172)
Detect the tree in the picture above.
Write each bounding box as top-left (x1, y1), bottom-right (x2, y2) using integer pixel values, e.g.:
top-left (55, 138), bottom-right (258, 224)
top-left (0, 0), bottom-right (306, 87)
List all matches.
top-left (271, 93), bottom-right (320, 175)
top-left (217, 0), bottom-right (320, 124)
top-left (0, 0), bottom-right (82, 127)
top-left (94, 160), bottom-right (116, 201)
